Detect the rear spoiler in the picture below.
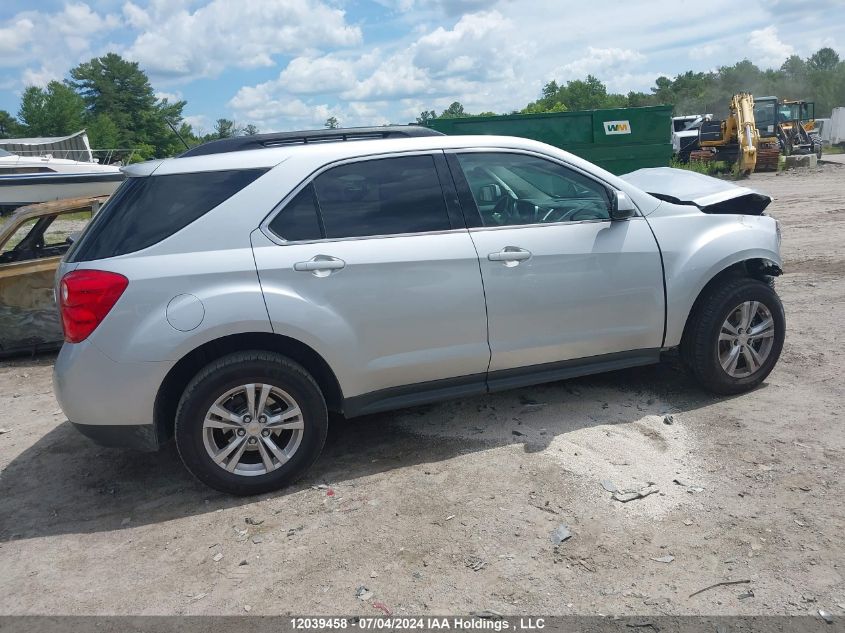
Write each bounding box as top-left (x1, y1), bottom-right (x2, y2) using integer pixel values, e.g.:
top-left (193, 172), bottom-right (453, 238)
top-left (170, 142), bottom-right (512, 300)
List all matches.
top-left (621, 167), bottom-right (771, 215)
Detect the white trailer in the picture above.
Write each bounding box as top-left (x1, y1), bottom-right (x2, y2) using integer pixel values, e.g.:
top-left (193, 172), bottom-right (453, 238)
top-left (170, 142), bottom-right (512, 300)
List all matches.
top-left (827, 107), bottom-right (845, 145)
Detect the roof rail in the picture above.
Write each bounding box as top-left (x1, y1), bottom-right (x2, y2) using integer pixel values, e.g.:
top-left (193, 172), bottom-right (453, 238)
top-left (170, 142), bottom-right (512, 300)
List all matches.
top-left (180, 125), bottom-right (445, 157)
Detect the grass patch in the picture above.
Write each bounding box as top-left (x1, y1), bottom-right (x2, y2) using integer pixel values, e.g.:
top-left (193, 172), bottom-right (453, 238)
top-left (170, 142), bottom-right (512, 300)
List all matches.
top-left (669, 157), bottom-right (731, 176)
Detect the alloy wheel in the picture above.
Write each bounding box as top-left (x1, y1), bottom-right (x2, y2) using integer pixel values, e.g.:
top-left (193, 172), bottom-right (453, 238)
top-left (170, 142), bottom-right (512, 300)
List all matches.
top-left (717, 300), bottom-right (776, 378)
top-left (202, 383), bottom-right (304, 476)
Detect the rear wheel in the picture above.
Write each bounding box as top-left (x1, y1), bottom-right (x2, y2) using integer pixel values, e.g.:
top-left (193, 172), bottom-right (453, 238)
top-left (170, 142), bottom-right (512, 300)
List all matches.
top-left (682, 278), bottom-right (785, 395)
top-left (175, 351), bottom-right (328, 495)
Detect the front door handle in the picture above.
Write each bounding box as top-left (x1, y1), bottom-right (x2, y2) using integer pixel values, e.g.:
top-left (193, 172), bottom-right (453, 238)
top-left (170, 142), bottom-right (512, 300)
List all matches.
top-left (488, 247), bottom-right (532, 265)
top-left (293, 256), bottom-right (346, 276)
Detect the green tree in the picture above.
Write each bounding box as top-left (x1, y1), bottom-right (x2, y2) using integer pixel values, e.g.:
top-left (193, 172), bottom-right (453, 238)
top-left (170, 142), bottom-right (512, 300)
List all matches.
top-left (625, 91), bottom-right (655, 107)
top-left (650, 76), bottom-right (674, 104)
top-left (69, 53), bottom-right (187, 158)
top-left (325, 116), bottom-right (339, 129)
top-left (213, 118), bottom-right (236, 138)
top-left (808, 47), bottom-right (840, 72)
top-left (17, 81), bottom-right (85, 136)
top-left (521, 101), bottom-right (567, 114)
top-left (0, 110), bottom-right (21, 137)
top-left (416, 110), bottom-right (436, 124)
top-left (561, 75), bottom-right (609, 110)
top-left (86, 113), bottom-right (120, 150)
top-left (780, 55), bottom-right (807, 80)
top-left (242, 124), bottom-right (259, 136)
top-left (439, 102), bottom-right (466, 118)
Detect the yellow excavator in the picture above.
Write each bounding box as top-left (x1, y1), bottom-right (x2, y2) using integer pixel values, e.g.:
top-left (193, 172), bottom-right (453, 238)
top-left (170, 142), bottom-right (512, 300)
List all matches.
top-left (691, 93), bottom-right (760, 175)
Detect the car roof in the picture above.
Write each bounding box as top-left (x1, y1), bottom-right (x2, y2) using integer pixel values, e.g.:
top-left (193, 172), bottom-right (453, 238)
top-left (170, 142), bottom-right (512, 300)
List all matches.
top-left (124, 134), bottom-right (600, 178)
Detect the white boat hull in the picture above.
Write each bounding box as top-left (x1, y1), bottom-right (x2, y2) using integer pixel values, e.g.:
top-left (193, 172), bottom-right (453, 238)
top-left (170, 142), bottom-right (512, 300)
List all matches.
top-left (0, 172), bottom-right (124, 212)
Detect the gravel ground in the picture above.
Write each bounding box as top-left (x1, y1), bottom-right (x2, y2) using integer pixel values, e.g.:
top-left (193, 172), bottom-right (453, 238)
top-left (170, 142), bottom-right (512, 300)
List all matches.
top-left (0, 165), bottom-right (843, 617)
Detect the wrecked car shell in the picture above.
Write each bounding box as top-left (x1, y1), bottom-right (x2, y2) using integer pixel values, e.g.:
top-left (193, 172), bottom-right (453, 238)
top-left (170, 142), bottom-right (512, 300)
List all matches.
top-left (621, 167), bottom-right (772, 215)
top-left (0, 196), bottom-right (106, 356)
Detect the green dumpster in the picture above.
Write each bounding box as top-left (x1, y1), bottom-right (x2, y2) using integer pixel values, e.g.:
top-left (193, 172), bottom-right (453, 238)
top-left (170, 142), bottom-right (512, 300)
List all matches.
top-left (424, 105), bottom-right (672, 175)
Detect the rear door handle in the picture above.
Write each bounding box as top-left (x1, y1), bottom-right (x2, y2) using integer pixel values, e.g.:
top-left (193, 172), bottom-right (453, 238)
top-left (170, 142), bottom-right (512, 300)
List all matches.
top-left (293, 256), bottom-right (346, 275)
top-left (488, 247), bottom-right (532, 264)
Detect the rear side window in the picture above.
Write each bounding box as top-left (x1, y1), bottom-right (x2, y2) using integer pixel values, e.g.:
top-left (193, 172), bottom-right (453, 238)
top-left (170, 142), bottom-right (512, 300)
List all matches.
top-left (312, 155), bottom-right (450, 239)
top-left (268, 184), bottom-right (322, 242)
top-left (67, 168), bottom-right (266, 262)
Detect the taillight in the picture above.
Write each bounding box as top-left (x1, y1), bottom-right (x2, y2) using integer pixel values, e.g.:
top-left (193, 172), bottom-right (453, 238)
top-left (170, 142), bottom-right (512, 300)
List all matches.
top-left (59, 270), bottom-right (128, 343)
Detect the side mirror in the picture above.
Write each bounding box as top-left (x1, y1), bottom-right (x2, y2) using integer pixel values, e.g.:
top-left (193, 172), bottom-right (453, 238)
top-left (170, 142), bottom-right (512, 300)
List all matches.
top-left (610, 190), bottom-right (637, 220)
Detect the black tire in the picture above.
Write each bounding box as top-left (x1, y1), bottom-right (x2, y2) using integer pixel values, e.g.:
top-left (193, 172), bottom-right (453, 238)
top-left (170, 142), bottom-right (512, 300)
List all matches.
top-left (175, 351), bottom-right (328, 496)
top-left (681, 277), bottom-right (785, 395)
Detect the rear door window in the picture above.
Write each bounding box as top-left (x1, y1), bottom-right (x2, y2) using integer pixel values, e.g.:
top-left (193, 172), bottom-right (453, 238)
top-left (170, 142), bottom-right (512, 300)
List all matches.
top-left (67, 168), bottom-right (266, 262)
top-left (312, 155), bottom-right (451, 239)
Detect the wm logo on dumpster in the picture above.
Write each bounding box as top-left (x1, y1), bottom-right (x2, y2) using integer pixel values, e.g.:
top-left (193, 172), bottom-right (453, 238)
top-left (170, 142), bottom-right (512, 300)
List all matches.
top-left (603, 120), bottom-right (631, 135)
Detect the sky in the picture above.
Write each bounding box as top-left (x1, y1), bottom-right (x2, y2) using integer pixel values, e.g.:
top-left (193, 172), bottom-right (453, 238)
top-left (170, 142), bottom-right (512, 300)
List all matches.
top-left (0, 0), bottom-right (843, 136)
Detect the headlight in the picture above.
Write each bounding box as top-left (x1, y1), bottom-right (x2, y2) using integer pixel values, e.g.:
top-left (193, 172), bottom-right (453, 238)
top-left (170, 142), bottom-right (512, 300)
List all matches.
top-left (775, 219), bottom-right (782, 249)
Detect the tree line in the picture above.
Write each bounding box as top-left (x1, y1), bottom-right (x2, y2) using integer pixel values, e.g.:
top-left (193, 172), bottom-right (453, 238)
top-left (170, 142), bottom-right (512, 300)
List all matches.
top-left (0, 53), bottom-right (260, 162)
top-left (1, 48), bottom-right (842, 162)
top-left (418, 47), bottom-right (844, 123)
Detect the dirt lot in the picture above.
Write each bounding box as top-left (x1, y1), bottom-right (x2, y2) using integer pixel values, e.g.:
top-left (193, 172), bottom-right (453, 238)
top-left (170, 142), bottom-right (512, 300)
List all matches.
top-left (0, 165), bottom-right (843, 617)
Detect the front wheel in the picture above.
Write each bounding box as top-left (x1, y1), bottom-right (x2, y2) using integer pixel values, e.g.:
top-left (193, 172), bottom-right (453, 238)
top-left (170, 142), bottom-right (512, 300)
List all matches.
top-left (175, 351), bottom-right (328, 495)
top-left (682, 278), bottom-right (785, 395)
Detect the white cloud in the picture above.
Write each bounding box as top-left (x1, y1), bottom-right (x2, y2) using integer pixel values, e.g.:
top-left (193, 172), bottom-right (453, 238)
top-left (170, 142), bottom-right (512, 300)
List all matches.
top-left (122, 2), bottom-right (152, 29)
top-left (748, 26), bottom-right (795, 68)
top-left (228, 10), bottom-right (534, 129)
top-left (554, 48), bottom-right (647, 81)
top-left (605, 72), bottom-right (668, 94)
top-left (688, 43), bottom-right (720, 60)
top-left (412, 10), bottom-right (515, 82)
top-left (155, 90), bottom-right (183, 102)
top-left (2, 0), bottom-right (843, 133)
top-left (183, 114), bottom-right (211, 133)
top-left (122, 0), bottom-right (362, 79)
top-left (227, 81), bottom-right (341, 129)
top-left (0, 18), bottom-right (34, 61)
top-left (338, 10), bottom-right (529, 103)
top-left (0, 3), bottom-right (120, 90)
top-left (276, 54), bottom-right (372, 95)
top-left (375, 0), bottom-right (505, 15)
top-left (20, 66), bottom-right (63, 88)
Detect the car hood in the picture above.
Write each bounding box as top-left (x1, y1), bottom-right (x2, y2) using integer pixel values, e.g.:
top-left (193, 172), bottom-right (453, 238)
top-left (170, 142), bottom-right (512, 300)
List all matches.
top-left (621, 167), bottom-right (771, 215)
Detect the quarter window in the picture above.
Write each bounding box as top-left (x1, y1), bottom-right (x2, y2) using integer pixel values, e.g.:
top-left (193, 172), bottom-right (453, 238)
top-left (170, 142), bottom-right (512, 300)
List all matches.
top-left (312, 155), bottom-right (450, 239)
top-left (68, 168), bottom-right (267, 262)
top-left (456, 153), bottom-right (611, 226)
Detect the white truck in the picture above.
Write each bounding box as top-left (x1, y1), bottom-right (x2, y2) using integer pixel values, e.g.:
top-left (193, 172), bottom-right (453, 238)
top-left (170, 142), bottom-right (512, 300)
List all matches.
top-left (672, 114), bottom-right (712, 161)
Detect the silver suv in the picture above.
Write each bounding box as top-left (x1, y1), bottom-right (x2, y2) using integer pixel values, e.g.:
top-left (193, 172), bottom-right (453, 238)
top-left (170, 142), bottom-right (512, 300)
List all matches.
top-left (53, 127), bottom-right (785, 495)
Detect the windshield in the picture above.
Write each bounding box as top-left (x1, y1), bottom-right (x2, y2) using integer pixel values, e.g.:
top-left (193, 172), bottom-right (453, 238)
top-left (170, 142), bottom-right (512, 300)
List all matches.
top-left (755, 101), bottom-right (777, 130)
top-left (779, 102), bottom-right (811, 122)
top-left (673, 118), bottom-right (700, 132)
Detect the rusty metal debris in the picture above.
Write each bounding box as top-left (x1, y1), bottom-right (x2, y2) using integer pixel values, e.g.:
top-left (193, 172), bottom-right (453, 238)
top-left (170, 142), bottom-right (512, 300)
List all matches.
top-left (0, 196), bottom-right (108, 357)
